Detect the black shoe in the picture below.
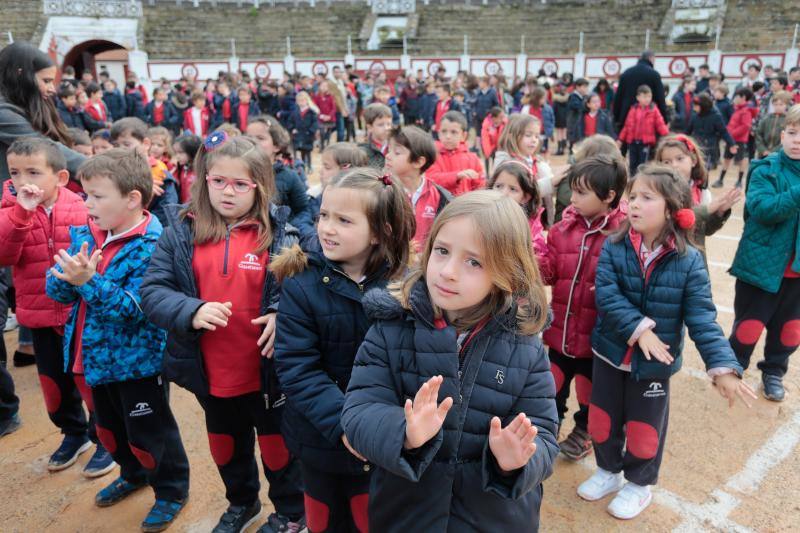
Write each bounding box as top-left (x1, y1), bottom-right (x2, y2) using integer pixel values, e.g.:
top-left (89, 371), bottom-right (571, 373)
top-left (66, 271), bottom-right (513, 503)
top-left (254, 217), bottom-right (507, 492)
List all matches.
top-left (141, 497), bottom-right (188, 532)
top-left (48, 434), bottom-right (92, 471)
top-left (762, 373), bottom-right (785, 402)
top-left (13, 350), bottom-right (35, 367)
top-left (256, 513), bottom-right (306, 533)
top-left (212, 501), bottom-right (262, 533)
top-left (0, 413), bottom-right (22, 437)
top-left (735, 177), bottom-right (743, 189)
top-left (711, 178), bottom-right (724, 188)
top-left (96, 476), bottom-right (147, 507)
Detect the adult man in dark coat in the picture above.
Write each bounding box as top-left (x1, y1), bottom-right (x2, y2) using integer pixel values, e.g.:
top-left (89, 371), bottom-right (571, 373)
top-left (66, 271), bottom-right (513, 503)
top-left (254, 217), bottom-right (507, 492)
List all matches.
top-left (612, 50), bottom-right (667, 132)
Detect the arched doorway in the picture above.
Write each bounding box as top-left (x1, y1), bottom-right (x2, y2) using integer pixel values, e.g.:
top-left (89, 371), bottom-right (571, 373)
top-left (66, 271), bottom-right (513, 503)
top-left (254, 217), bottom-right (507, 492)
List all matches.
top-left (62, 39), bottom-right (128, 82)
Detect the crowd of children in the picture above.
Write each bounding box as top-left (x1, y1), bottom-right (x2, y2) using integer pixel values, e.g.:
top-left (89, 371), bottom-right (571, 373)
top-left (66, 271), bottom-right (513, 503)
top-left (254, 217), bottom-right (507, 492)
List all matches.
top-left (2, 55), bottom-right (800, 533)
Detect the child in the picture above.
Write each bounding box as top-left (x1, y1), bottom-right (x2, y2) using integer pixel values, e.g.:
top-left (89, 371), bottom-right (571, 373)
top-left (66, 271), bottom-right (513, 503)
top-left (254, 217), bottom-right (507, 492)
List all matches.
top-left (358, 103), bottom-right (393, 169)
top-left (245, 115), bottom-right (309, 229)
top-left (686, 93), bottom-right (735, 170)
top-left (374, 86), bottom-right (400, 126)
top-left (56, 83), bottom-right (87, 131)
top-left (144, 87), bottom-right (179, 132)
top-left (487, 160), bottom-right (546, 259)
top-left (91, 129), bottom-right (114, 155)
top-left (670, 76), bottom-right (696, 133)
top-left (617, 85), bottom-right (669, 176)
top-left (537, 155), bottom-right (628, 460)
top-left (314, 81), bottom-right (337, 150)
top-left (566, 78), bottom-right (590, 148)
top-left (184, 92), bottom-right (211, 138)
top-left (172, 134), bottom-right (202, 203)
top-left (211, 81), bottom-right (237, 129)
top-left (141, 135), bottom-right (305, 532)
top-left (272, 167), bottom-right (416, 533)
top-left (427, 111), bottom-right (485, 195)
top-left (521, 87), bottom-right (555, 154)
top-left (494, 114), bottom-right (561, 226)
top-left (68, 128), bottom-right (94, 157)
top-left (656, 134), bottom-right (742, 259)
top-left (480, 107), bottom-right (507, 174)
top-left (0, 137), bottom-right (110, 476)
top-left (46, 149), bottom-right (190, 531)
top-left (110, 118), bottom-right (179, 227)
top-left (419, 82), bottom-right (438, 131)
top-left (288, 91), bottom-right (319, 172)
top-left (713, 84), bottom-right (733, 124)
top-left (432, 83), bottom-right (460, 135)
top-left (232, 86), bottom-right (260, 132)
top-left (728, 105), bottom-right (800, 401)
top-left (298, 142), bottom-right (368, 242)
top-left (754, 90), bottom-right (792, 158)
top-left (385, 125), bottom-right (450, 250)
top-left (102, 79), bottom-right (126, 122)
top-left (552, 82), bottom-right (570, 155)
top-left (84, 83), bottom-right (110, 132)
top-left (341, 191), bottom-right (559, 531)
top-left (714, 88), bottom-right (756, 188)
top-left (580, 163), bottom-right (755, 519)
top-left (575, 93), bottom-right (616, 142)
top-left (147, 126), bottom-right (175, 173)
top-left (474, 76), bottom-right (499, 134)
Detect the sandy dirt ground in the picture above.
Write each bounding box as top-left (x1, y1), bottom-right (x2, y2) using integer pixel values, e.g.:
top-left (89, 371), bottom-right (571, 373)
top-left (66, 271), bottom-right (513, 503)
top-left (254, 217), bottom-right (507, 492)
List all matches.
top-left (1, 154), bottom-right (799, 532)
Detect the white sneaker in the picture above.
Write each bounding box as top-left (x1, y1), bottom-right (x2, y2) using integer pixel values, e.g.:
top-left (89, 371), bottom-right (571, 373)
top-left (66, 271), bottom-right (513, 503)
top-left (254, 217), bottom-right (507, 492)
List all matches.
top-left (577, 468), bottom-right (625, 501)
top-left (607, 482), bottom-right (652, 520)
top-left (4, 313), bottom-right (17, 332)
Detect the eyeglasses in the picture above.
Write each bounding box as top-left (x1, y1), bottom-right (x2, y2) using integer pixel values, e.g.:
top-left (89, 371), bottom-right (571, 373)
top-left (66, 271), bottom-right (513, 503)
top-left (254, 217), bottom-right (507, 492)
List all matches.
top-left (206, 175), bottom-right (258, 194)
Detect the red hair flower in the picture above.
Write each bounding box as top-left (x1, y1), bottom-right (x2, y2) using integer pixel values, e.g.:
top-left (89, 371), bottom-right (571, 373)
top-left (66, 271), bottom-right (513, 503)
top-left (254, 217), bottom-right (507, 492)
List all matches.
top-left (380, 173), bottom-right (393, 186)
top-left (674, 208), bottom-right (695, 230)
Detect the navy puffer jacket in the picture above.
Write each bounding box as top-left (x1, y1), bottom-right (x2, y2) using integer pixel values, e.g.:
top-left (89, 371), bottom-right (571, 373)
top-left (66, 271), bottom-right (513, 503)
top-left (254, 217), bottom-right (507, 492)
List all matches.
top-left (274, 248), bottom-right (389, 475)
top-left (140, 204), bottom-right (297, 397)
top-left (592, 235), bottom-right (743, 380)
top-left (342, 281), bottom-right (559, 532)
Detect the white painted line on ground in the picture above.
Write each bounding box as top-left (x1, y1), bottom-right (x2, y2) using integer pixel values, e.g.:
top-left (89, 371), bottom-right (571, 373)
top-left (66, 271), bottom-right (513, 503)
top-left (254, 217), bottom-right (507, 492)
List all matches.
top-left (658, 488), bottom-right (752, 533)
top-left (725, 408), bottom-right (800, 493)
top-left (716, 304), bottom-right (734, 315)
top-left (730, 215), bottom-right (744, 221)
top-left (709, 260), bottom-right (732, 270)
top-left (711, 234), bottom-right (740, 242)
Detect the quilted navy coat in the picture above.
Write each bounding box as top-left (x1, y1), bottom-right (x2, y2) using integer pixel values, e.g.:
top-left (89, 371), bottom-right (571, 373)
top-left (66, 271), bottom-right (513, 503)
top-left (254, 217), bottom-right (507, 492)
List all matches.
top-left (592, 235), bottom-right (743, 380)
top-left (342, 282), bottom-right (559, 532)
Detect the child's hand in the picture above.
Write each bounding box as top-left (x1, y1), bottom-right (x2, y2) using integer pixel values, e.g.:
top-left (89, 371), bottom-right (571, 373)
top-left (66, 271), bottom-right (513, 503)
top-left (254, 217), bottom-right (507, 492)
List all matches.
top-left (712, 188), bottom-right (743, 214)
top-left (403, 375), bottom-right (453, 449)
top-left (729, 144), bottom-right (738, 154)
top-left (192, 301), bottom-right (232, 331)
top-left (489, 412), bottom-right (538, 474)
top-left (457, 169), bottom-right (479, 181)
top-left (342, 434), bottom-right (367, 462)
top-left (615, 140), bottom-right (623, 148)
top-left (152, 183), bottom-right (165, 197)
top-left (251, 313), bottom-right (276, 358)
top-left (714, 373), bottom-right (758, 408)
top-left (50, 242), bottom-right (101, 287)
top-left (16, 184), bottom-right (45, 211)
top-left (637, 329), bottom-right (673, 364)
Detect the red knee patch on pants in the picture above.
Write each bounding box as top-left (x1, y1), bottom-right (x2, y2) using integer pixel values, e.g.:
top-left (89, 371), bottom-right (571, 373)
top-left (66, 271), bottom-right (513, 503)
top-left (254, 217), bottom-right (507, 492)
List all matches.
top-left (575, 374), bottom-right (592, 406)
top-left (73, 374), bottom-right (94, 412)
top-left (96, 425), bottom-right (117, 454)
top-left (257, 434), bottom-right (290, 472)
top-left (208, 433), bottom-right (234, 466)
top-left (129, 443), bottom-right (156, 469)
top-left (735, 319), bottom-right (764, 345)
top-left (588, 403), bottom-right (611, 443)
top-left (780, 319), bottom-right (800, 347)
top-left (625, 420), bottom-right (659, 459)
top-left (550, 363), bottom-right (565, 393)
top-left (38, 375), bottom-right (61, 414)
top-left (349, 493), bottom-right (369, 533)
top-left (304, 493), bottom-right (330, 532)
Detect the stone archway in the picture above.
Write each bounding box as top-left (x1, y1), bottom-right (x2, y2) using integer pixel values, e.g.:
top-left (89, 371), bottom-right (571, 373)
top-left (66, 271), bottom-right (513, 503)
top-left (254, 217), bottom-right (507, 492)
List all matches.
top-left (61, 39), bottom-right (127, 81)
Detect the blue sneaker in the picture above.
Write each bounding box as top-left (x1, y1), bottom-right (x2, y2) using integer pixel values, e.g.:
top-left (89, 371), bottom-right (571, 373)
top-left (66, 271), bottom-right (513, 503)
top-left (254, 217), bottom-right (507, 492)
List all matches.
top-left (48, 434), bottom-right (92, 471)
top-left (141, 497), bottom-right (188, 532)
top-left (95, 476), bottom-right (147, 507)
top-left (83, 443), bottom-right (117, 478)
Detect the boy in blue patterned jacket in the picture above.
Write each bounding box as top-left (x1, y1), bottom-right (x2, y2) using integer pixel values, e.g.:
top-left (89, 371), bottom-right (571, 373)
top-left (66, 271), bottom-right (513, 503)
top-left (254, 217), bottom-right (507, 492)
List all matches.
top-left (46, 149), bottom-right (189, 533)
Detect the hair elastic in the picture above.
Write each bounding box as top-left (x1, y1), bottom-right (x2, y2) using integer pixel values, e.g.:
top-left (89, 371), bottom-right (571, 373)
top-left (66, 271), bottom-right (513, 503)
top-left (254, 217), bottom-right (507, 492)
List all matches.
top-left (674, 208), bottom-right (696, 230)
top-left (380, 173), bottom-right (393, 186)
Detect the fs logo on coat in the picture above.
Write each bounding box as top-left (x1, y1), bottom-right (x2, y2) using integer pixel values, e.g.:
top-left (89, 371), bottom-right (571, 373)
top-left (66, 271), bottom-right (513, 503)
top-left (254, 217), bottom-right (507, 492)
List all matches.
top-left (130, 402), bottom-right (154, 417)
top-left (643, 382), bottom-right (666, 398)
top-left (239, 253), bottom-right (263, 271)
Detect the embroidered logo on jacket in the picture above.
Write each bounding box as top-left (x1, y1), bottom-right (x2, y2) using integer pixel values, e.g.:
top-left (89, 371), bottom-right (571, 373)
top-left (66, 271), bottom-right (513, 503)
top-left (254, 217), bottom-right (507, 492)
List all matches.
top-left (643, 382), bottom-right (666, 398)
top-left (423, 205), bottom-right (436, 218)
top-left (238, 253), bottom-right (263, 271)
top-left (130, 402), bottom-right (154, 417)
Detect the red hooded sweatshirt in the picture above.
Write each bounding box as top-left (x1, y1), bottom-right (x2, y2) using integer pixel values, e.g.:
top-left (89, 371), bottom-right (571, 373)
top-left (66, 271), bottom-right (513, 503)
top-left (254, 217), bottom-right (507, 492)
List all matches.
top-left (427, 141), bottom-right (486, 195)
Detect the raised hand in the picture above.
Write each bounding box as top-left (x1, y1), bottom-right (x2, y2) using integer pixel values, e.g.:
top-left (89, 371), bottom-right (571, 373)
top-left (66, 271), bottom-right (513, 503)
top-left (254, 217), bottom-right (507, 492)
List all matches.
top-left (192, 301), bottom-right (233, 331)
top-left (50, 242), bottom-right (102, 286)
top-left (637, 329), bottom-right (673, 364)
top-left (251, 313), bottom-right (276, 358)
top-left (17, 183), bottom-right (45, 211)
top-left (403, 375), bottom-right (453, 450)
top-left (489, 412), bottom-right (538, 473)
top-left (714, 373), bottom-right (758, 408)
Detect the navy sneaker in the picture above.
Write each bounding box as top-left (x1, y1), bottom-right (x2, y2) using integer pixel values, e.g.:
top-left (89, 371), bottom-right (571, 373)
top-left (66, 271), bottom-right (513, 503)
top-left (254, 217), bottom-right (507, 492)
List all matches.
top-left (0, 413), bottom-right (22, 437)
top-left (212, 501), bottom-right (261, 533)
top-left (762, 373), bottom-right (785, 402)
top-left (48, 434), bottom-right (92, 471)
top-left (256, 513), bottom-right (306, 533)
top-left (95, 476), bottom-right (147, 507)
top-left (83, 443), bottom-right (117, 478)
top-left (141, 497), bottom-right (188, 532)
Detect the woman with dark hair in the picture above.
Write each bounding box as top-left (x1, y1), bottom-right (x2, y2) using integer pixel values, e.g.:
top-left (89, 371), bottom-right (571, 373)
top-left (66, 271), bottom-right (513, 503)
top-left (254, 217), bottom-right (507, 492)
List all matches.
top-left (0, 41), bottom-right (85, 182)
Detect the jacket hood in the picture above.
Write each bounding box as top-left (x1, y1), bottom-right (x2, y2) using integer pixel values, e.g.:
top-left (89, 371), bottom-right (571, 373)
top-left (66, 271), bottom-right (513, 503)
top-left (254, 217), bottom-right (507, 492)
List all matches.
top-left (363, 286), bottom-right (405, 322)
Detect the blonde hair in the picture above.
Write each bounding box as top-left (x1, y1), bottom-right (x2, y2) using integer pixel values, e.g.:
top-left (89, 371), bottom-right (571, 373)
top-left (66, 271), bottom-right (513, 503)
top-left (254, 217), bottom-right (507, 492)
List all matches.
top-left (146, 126), bottom-right (174, 158)
top-left (296, 90), bottom-right (319, 114)
top-left (391, 190), bottom-right (548, 335)
top-left (497, 113), bottom-right (541, 158)
top-left (573, 134), bottom-right (622, 163)
top-left (184, 136), bottom-right (276, 253)
top-left (785, 104), bottom-right (800, 128)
